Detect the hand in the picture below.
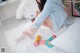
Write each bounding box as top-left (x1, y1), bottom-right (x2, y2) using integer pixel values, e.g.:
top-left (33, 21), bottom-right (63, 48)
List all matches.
top-left (22, 27), bottom-right (38, 38)
top-left (23, 29), bottom-right (33, 37)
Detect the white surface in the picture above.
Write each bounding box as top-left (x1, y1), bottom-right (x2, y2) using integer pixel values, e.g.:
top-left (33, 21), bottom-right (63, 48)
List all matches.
top-left (5, 20), bottom-right (52, 52)
top-left (14, 38), bottom-right (68, 53)
top-left (5, 21), bottom-right (32, 52)
top-left (5, 20), bottom-right (68, 53)
top-left (16, 0), bottom-right (37, 19)
top-left (51, 20), bottom-right (80, 53)
top-left (5, 17), bottom-right (79, 53)
top-left (0, 0), bottom-right (18, 22)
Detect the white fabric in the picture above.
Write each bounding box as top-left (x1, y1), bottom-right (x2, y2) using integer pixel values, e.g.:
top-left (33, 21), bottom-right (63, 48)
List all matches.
top-left (15, 38), bottom-right (68, 53)
top-left (16, 0), bottom-right (37, 19)
top-left (14, 25), bottom-right (68, 53)
top-left (5, 21), bottom-right (67, 53)
top-left (50, 20), bottom-right (80, 53)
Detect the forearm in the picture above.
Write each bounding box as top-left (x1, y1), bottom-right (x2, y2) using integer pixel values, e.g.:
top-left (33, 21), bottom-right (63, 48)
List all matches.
top-left (32, 0), bottom-right (53, 28)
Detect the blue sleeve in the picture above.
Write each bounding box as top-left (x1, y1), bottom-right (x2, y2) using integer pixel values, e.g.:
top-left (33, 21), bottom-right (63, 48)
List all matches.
top-left (32, 0), bottom-right (53, 28)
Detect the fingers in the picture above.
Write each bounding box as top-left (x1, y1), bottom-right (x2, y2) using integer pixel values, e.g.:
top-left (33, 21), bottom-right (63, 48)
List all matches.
top-left (22, 27), bottom-right (38, 38)
top-left (22, 29), bottom-right (34, 38)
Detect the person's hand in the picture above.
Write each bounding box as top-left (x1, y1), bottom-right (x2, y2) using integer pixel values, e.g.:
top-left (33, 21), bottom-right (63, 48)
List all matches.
top-left (16, 27), bottom-right (38, 43)
top-left (22, 27), bottom-right (38, 38)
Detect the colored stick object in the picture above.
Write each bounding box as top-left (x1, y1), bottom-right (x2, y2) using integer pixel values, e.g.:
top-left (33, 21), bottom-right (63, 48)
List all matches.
top-left (34, 35), bottom-right (57, 48)
top-left (45, 35), bottom-right (56, 48)
top-left (34, 35), bottom-right (42, 46)
top-left (39, 40), bottom-right (46, 45)
top-left (47, 35), bottom-right (56, 42)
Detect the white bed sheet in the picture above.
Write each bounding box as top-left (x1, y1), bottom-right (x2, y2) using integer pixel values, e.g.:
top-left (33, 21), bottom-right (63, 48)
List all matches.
top-left (15, 37), bottom-right (68, 53)
top-left (5, 21), bottom-right (68, 53)
top-left (13, 22), bottom-right (68, 53)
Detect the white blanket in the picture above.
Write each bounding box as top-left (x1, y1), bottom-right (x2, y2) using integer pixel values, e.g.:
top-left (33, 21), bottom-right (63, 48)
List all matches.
top-left (5, 20), bottom-right (72, 53)
top-left (12, 22), bottom-right (68, 53)
top-left (14, 37), bottom-right (68, 53)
